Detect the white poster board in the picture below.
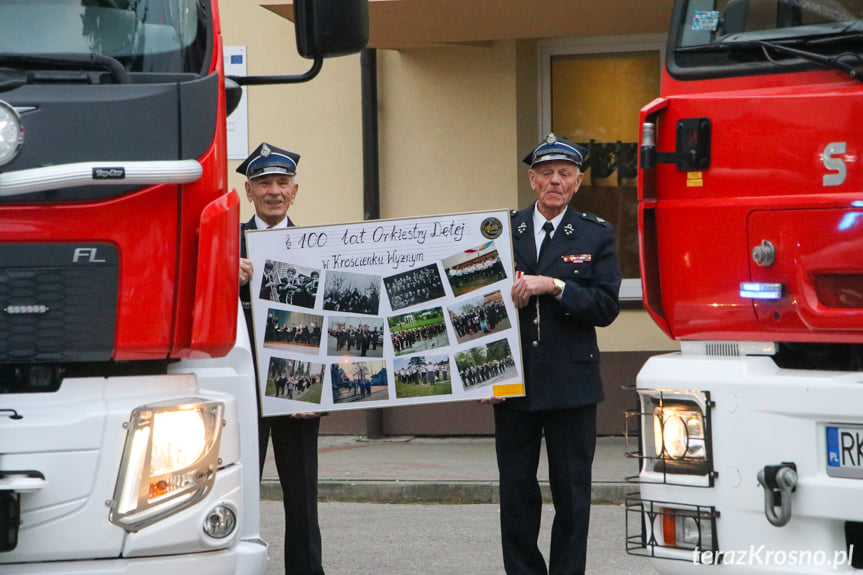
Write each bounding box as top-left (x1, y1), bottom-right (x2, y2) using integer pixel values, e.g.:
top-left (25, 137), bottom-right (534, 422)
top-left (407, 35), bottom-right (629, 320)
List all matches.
top-left (246, 210), bottom-right (525, 416)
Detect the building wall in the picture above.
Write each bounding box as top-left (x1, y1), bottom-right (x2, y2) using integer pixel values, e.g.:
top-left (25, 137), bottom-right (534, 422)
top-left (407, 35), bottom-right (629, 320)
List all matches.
top-left (377, 43), bottom-right (520, 218)
top-left (219, 0), bottom-right (366, 226)
top-left (220, 1), bottom-right (678, 436)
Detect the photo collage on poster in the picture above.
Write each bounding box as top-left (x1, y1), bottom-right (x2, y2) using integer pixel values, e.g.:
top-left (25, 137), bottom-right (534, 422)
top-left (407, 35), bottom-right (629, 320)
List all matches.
top-left (246, 210), bottom-right (524, 416)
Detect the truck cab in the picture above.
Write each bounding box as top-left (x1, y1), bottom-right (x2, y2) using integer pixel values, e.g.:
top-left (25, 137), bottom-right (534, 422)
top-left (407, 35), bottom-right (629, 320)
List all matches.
top-left (628, 1), bottom-right (863, 572)
top-left (0, 1), bottom-right (367, 573)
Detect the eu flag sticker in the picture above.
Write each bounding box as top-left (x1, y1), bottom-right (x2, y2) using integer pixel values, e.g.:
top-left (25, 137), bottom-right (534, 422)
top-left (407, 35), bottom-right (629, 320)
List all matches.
top-left (827, 426), bottom-right (840, 467)
top-left (231, 54), bottom-right (243, 65)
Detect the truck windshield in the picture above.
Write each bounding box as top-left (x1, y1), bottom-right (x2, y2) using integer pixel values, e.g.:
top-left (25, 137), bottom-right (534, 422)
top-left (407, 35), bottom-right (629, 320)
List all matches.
top-left (669, 0), bottom-right (863, 78)
top-left (0, 0), bottom-right (210, 75)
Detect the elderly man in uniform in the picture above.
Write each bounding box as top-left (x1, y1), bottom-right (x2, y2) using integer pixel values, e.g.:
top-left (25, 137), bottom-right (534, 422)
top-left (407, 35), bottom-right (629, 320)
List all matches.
top-left (237, 142), bottom-right (325, 575)
top-left (489, 133), bottom-right (621, 575)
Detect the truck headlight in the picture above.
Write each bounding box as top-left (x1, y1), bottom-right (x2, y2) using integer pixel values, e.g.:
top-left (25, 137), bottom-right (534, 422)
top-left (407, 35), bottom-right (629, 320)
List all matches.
top-left (653, 403), bottom-right (706, 461)
top-left (0, 100), bottom-right (24, 167)
top-left (109, 399), bottom-right (224, 532)
top-left (640, 390), bottom-right (713, 483)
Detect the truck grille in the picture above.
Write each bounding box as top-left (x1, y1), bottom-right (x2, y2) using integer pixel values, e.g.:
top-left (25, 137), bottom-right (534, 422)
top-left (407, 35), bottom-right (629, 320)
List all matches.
top-left (0, 244), bottom-right (118, 363)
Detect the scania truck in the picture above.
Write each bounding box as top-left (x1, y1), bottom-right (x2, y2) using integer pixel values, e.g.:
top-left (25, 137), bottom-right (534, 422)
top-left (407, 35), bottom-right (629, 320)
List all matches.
top-left (627, 0), bottom-right (863, 572)
top-left (0, 1), bottom-right (366, 573)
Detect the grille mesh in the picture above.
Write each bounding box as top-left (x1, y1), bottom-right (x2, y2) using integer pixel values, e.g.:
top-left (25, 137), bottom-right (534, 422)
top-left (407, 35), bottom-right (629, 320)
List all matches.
top-left (0, 244), bottom-right (118, 363)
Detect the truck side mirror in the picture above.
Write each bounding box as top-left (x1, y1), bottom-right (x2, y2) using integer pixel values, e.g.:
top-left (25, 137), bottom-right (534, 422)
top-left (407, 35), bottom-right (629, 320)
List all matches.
top-left (294, 0), bottom-right (369, 59)
top-left (225, 77), bottom-right (243, 117)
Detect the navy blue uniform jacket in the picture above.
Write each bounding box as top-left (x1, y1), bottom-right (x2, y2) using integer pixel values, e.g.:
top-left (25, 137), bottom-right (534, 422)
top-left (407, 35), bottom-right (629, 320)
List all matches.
top-left (506, 205), bottom-right (621, 412)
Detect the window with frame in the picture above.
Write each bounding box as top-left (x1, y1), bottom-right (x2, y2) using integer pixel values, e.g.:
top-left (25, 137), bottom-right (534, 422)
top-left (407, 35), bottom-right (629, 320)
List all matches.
top-left (541, 39), bottom-right (663, 300)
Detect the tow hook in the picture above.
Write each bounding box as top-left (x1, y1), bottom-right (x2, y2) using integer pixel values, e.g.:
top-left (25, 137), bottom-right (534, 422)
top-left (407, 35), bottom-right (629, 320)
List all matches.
top-left (757, 462), bottom-right (798, 526)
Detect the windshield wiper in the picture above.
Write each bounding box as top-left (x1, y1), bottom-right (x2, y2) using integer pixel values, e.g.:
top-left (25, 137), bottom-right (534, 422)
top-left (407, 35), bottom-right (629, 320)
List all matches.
top-left (677, 36), bottom-right (863, 80)
top-left (0, 53), bottom-right (129, 84)
top-left (753, 38), bottom-right (862, 80)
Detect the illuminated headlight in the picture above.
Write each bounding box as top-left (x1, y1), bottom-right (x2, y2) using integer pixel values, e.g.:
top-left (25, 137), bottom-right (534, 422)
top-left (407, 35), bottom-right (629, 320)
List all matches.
top-left (0, 101), bottom-right (24, 167)
top-left (653, 404), bottom-right (706, 460)
top-left (109, 399), bottom-right (224, 532)
top-left (640, 390), bottom-right (713, 480)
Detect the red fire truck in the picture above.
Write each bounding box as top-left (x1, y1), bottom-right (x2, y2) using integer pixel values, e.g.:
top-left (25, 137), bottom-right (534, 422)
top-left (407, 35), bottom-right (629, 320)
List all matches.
top-left (0, 1), bottom-right (366, 573)
top-left (628, 0), bottom-right (863, 572)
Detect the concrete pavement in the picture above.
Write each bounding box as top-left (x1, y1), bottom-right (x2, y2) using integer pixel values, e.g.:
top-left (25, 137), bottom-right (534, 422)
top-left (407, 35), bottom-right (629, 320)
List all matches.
top-left (261, 435), bottom-right (639, 504)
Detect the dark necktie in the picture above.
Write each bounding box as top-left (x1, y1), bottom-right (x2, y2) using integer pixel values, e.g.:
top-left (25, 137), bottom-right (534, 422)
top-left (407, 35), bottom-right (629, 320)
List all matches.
top-left (538, 221), bottom-right (554, 262)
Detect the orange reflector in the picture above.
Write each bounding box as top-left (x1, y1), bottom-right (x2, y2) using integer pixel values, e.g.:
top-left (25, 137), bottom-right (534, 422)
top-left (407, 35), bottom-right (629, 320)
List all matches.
top-left (814, 274), bottom-right (863, 308)
top-left (661, 508), bottom-right (676, 546)
top-left (149, 480), bottom-right (168, 500)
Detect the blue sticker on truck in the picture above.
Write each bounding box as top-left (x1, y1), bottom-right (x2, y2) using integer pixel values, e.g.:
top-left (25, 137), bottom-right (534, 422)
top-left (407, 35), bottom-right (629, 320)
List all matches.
top-left (692, 11), bottom-right (720, 31)
top-left (827, 426), bottom-right (840, 467)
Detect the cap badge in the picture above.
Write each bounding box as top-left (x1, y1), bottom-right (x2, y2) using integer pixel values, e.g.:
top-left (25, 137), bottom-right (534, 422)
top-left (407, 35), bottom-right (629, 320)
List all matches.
top-left (261, 144), bottom-right (271, 157)
top-left (546, 133), bottom-right (557, 145)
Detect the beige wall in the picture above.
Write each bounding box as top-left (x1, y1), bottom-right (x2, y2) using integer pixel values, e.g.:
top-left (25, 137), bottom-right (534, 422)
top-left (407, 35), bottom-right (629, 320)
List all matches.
top-left (220, 0), bottom-right (365, 226)
top-left (220, 3), bottom-right (523, 224)
top-left (515, 40), bottom-right (540, 208)
top-left (599, 310), bottom-right (677, 352)
top-left (377, 42), bottom-right (520, 219)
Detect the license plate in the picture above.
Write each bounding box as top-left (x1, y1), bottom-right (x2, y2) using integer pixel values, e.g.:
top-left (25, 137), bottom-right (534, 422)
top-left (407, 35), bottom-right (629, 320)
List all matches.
top-left (826, 425), bottom-right (863, 479)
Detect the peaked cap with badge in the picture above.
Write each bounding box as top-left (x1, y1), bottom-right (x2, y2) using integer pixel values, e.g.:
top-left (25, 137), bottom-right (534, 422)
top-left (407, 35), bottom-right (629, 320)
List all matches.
top-left (523, 132), bottom-right (589, 168)
top-left (236, 142), bottom-right (300, 179)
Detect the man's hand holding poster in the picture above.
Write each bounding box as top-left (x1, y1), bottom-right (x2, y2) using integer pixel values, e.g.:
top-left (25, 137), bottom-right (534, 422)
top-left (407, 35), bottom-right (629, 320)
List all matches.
top-left (246, 210), bottom-right (525, 416)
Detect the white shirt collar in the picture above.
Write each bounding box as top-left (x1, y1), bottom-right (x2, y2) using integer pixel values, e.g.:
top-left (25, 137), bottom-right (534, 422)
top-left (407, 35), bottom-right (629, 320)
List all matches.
top-left (532, 204), bottom-right (567, 241)
top-left (254, 215), bottom-right (289, 230)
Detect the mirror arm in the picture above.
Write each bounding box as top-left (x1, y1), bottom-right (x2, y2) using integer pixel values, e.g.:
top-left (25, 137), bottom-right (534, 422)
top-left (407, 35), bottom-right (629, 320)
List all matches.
top-left (228, 56), bottom-right (323, 86)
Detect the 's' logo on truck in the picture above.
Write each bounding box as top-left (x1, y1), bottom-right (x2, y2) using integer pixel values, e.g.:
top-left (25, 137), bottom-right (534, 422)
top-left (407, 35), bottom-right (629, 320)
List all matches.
top-left (823, 142), bottom-right (847, 187)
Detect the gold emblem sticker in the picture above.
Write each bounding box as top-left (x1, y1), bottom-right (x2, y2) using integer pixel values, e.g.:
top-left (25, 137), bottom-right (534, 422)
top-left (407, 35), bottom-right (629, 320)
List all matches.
top-left (480, 217), bottom-right (503, 240)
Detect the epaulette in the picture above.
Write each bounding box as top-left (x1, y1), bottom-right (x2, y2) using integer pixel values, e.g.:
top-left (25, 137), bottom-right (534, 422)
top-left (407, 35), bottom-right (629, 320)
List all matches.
top-left (579, 212), bottom-right (609, 226)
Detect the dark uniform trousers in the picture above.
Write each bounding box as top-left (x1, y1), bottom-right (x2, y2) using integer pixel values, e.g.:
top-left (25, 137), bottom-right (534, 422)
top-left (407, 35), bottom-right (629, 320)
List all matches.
top-left (259, 416), bottom-right (323, 575)
top-left (241, 216), bottom-right (324, 575)
top-left (495, 404), bottom-right (597, 575)
top-left (497, 205), bottom-right (621, 575)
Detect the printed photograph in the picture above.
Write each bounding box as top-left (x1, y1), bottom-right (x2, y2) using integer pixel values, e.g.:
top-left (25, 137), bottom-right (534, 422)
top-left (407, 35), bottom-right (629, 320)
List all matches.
top-left (258, 260), bottom-right (320, 309)
top-left (330, 359), bottom-right (389, 404)
top-left (326, 316), bottom-right (385, 358)
top-left (262, 309), bottom-right (324, 355)
top-left (323, 270), bottom-right (381, 316)
top-left (383, 263), bottom-right (446, 311)
top-left (442, 241), bottom-right (508, 297)
top-left (387, 306), bottom-right (450, 356)
top-left (264, 356), bottom-right (326, 404)
top-left (447, 290), bottom-right (511, 344)
top-left (454, 338), bottom-right (518, 390)
top-left (394, 354), bottom-right (452, 399)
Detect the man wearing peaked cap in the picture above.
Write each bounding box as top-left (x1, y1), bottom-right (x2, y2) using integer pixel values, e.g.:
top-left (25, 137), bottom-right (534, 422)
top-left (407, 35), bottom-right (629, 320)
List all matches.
top-left (488, 132), bottom-right (621, 575)
top-left (237, 142), bottom-right (301, 229)
top-left (237, 142), bottom-right (326, 575)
